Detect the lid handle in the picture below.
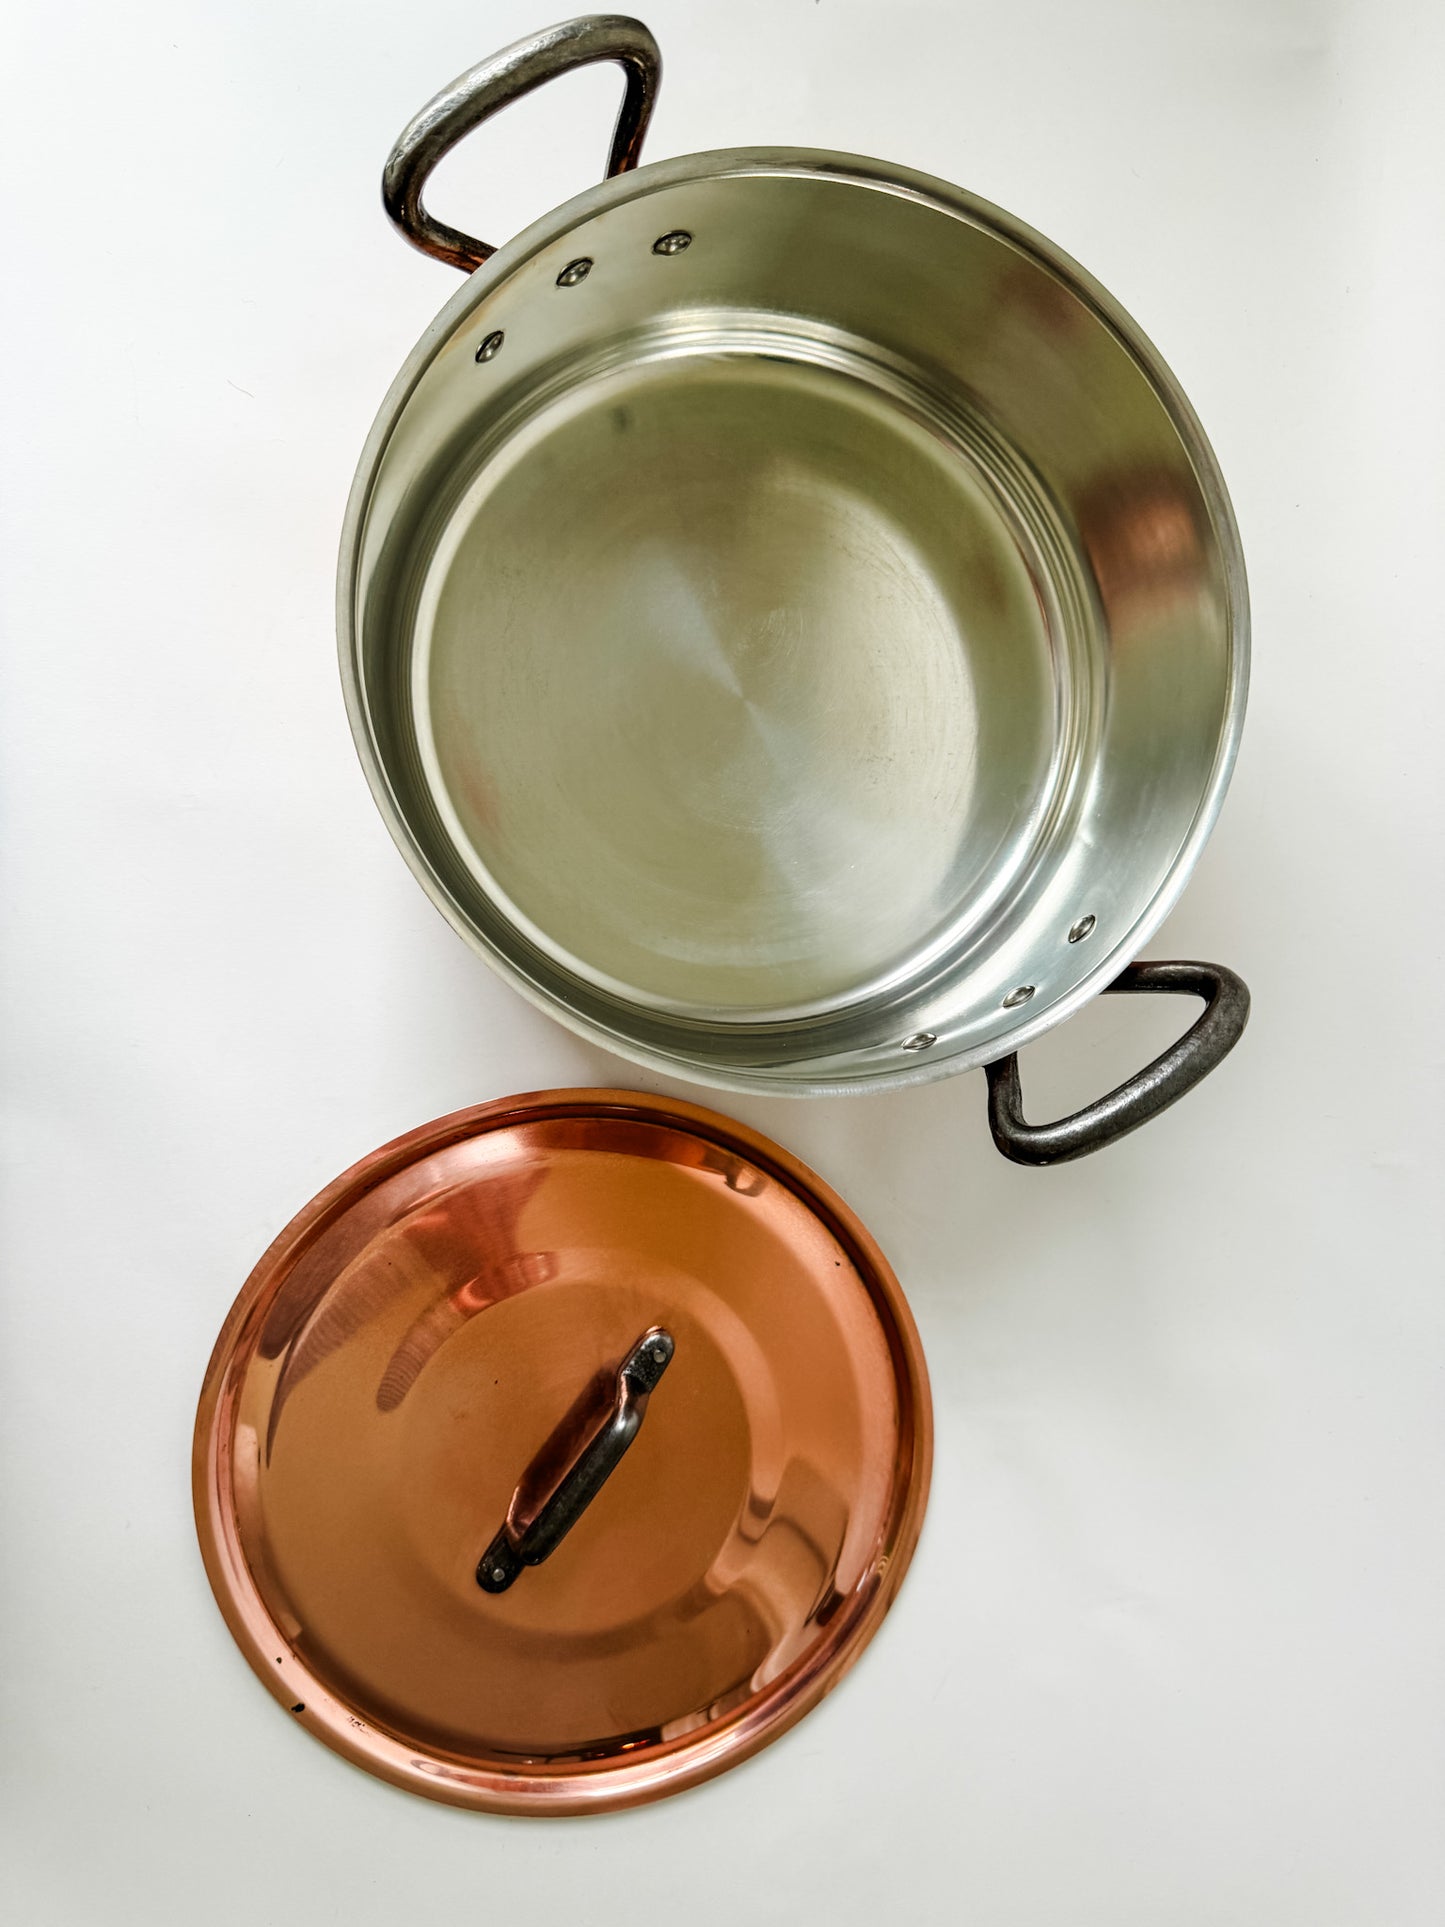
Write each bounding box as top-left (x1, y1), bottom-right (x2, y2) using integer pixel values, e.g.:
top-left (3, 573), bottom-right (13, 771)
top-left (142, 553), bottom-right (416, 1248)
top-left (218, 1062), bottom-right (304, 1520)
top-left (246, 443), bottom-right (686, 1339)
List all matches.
top-left (382, 15), bottom-right (662, 274)
top-left (478, 1326), bottom-right (675, 1593)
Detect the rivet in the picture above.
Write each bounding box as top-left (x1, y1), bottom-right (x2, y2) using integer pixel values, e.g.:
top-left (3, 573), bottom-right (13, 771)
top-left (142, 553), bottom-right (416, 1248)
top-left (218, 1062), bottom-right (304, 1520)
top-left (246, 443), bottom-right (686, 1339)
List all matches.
top-left (652, 229), bottom-right (692, 255)
top-left (491, 1567), bottom-right (506, 1584)
top-left (1002, 985), bottom-right (1036, 1008)
top-left (1068, 914), bottom-right (1096, 944)
top-left (651, 1346), bottom-right (667, 1364)
top-left (902, 1031), bottom-right (937, 1051)
top-left (474, 330), bottom-right (504, 363)
top-left (556, 257), bottom-right (593, 287)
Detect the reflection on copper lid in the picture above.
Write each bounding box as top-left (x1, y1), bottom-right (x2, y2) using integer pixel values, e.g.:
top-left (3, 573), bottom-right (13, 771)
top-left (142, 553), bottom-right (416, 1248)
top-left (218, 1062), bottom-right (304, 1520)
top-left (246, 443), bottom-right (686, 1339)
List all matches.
top-left (194, 1090), bottom-right (931, 1815)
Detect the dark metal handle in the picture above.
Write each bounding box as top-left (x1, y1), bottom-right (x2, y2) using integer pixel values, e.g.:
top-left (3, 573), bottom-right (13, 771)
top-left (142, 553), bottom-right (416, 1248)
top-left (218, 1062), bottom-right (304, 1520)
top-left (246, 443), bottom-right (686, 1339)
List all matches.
top-left (382, 15), bottom-right (662, 273)
top-left (477, 1326), bottom-right (674, 1593)
top-left (984, 960), bottom-right (1250, 1166)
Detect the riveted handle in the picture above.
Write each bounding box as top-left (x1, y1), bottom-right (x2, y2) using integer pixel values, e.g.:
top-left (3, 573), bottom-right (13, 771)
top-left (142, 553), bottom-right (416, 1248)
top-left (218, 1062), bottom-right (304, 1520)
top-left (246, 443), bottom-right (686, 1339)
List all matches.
top-left (382, 15), bottom-right (662, 273)
top-left (984, 960), bottom-right (1250, 1166)
top-left (478, 1327), bottom-right (674, 1593)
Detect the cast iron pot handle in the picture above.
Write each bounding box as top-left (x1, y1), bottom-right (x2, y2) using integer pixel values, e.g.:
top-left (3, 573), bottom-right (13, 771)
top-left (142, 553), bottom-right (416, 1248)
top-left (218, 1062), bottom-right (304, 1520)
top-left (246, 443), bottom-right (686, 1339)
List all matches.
top-left (984, 960), bottom-right (1250, 1166)
top-left (382, 15), bottom-right (662, 273)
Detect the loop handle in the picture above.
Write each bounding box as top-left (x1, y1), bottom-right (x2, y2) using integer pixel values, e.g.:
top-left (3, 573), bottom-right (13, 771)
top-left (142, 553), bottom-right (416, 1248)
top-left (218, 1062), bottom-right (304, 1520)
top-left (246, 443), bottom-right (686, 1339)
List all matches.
top-left (985, 960), bottom-right (1250, 1166)
top-left (382, 15), bottom-right (662, 273)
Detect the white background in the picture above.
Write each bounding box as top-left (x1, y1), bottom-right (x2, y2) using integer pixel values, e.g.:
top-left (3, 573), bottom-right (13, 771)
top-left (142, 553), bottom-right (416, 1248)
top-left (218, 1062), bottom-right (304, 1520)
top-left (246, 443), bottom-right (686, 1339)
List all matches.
top-left (3, 2), bottom-right (1442, 1920)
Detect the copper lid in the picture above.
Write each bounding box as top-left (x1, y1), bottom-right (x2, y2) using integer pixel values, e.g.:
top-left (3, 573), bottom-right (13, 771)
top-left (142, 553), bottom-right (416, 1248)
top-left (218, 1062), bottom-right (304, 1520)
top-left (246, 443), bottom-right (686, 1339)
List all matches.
top-left (193, 1091), bottom-right (931, 1814)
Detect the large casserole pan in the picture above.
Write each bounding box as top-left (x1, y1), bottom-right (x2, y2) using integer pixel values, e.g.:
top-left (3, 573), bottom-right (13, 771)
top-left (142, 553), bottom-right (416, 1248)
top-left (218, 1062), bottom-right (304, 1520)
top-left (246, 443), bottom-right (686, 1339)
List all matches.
top-left (341, 15), bottom-right (1250, 1163)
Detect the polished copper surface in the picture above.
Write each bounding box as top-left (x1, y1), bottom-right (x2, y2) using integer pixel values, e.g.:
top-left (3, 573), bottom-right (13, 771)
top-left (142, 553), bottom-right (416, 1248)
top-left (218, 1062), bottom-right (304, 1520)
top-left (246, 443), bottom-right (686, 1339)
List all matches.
top-left (194, 1091), bottom-right (931, 1814)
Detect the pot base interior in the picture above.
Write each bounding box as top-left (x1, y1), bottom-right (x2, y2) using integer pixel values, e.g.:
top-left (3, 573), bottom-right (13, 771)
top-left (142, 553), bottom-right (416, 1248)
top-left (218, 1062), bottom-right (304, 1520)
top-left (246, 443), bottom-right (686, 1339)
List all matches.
top-left (414, 334), bottom-right (1080, 1018)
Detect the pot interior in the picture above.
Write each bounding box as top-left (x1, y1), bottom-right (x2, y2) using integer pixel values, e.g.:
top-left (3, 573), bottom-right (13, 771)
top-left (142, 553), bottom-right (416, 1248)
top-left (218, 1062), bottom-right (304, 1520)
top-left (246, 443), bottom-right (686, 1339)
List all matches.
top-left (346, 152), bottom-right (1245, 1092)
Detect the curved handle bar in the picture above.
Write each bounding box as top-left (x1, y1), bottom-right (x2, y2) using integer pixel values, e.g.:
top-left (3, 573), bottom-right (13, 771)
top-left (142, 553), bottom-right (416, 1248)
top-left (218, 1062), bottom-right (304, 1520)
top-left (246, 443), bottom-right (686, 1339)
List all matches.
top-left (985, 960), bottom-right (1250, 1166)
top-left (477, 1326), bottom-right (674, 1593)
top-left (382, 15), bottom-right (662, 273)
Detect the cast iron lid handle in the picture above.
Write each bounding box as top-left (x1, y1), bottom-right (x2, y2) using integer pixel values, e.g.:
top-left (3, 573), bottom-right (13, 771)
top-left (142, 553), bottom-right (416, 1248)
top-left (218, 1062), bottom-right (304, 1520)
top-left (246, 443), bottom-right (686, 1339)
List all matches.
top-left (478, 1326), bottom-right (675, 1593)
top-left (985, 960), bottom-right (1251, 1166)
top-left (383, 15), bottom-right (662, 273)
